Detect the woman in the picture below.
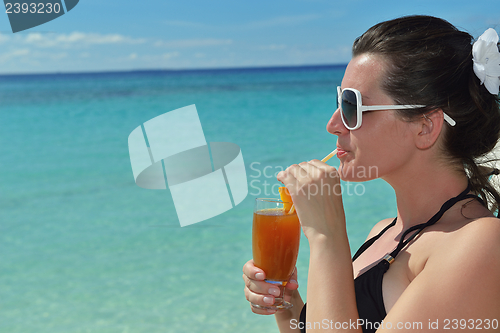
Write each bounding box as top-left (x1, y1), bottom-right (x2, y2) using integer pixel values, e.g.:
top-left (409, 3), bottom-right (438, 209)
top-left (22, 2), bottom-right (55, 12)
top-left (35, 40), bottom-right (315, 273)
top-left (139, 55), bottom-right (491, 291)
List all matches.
top-left (243, 16), bottom-right (500, 332)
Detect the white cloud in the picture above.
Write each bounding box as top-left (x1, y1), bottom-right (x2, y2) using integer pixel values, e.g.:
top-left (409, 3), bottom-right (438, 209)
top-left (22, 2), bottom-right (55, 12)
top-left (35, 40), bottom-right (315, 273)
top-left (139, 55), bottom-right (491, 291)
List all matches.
top-left (24, 33), bottom-right (43, 43)
top-left (258, 44), bottom-right (287, 50)
top-left (0, 33), bottom-right (10, 43)
top-left (154, 38), bottom-right (232, 48)
top-left (0, 49), bottom-right (30, 62)
top-left (163, 52), bottom-right (180, 59)
top-left (0, 48), bottom-right (67, 66)
top-left (45, 52), bottom-right (68, 60)
top-left (23, 32), bottom-right (146, 48)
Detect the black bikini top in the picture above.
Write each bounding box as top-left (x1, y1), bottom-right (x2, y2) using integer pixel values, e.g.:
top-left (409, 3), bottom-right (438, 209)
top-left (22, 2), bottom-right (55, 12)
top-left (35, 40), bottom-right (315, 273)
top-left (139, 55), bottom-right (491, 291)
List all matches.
top-left (300, 184), bottom-right (477, 333)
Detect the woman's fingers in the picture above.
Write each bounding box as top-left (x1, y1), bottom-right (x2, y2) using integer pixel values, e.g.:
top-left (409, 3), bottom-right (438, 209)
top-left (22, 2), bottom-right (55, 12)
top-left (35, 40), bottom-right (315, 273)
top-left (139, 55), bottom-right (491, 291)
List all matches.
top-left (243, 285), bottom-right (278, 314)
top-left (286, 267), bottom-right (299, 290)
top-left (277, 160), bottom-right (339, 198)
top-left (243, 275), bottom-right (279, 315)
top-left (242, 259), bottom-right (265, 281)
top-left (277, 160), bottom-right (345, 239)
top-left (242, 259), bottom-right (283, 314)
top-left (293, 160), bottom-right (339, 185)
top-left (242, 260), bottom-right (280, 295)
top-left (279, 159), bottom-right (338, 180)
top-left (242, 273), bottom-right (281, 297)
top-left (276, 163), bottom-right (310, 202)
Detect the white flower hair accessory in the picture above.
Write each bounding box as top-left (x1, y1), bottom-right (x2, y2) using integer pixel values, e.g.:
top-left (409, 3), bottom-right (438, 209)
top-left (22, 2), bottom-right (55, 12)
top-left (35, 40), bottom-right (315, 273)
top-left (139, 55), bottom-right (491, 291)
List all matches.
top-left (472, 28), bottom-right (500, 95)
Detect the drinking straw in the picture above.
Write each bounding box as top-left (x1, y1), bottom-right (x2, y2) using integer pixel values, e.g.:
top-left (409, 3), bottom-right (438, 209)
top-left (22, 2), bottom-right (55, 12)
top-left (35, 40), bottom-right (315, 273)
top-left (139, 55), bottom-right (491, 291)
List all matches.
top-left (321, 148), bottom-right (338, 163)
top-left (288, 149), bottom-right (338, 214)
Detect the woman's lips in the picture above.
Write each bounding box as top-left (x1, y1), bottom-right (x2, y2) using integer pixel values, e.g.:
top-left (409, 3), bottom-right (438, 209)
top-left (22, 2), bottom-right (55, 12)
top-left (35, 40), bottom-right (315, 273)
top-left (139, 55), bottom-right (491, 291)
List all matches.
top-left (336, 148), bottom-right (348, 158)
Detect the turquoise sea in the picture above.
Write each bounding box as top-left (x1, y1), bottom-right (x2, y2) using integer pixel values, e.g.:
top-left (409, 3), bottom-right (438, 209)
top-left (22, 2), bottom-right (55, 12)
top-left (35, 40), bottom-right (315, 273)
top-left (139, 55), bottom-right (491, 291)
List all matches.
top-left (0, 66), bottom-right (397, 333)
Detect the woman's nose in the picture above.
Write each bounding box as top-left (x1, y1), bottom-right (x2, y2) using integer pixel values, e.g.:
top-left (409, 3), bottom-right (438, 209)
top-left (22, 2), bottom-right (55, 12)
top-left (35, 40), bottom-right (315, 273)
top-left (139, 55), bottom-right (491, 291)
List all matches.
top-left (326, 108), bottom-right (347, 136)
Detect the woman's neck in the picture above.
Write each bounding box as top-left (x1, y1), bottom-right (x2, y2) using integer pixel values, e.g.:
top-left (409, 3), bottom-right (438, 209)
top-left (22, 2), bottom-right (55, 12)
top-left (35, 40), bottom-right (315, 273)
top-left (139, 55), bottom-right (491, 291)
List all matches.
top-left (384, 160), bottom-right (468, 232)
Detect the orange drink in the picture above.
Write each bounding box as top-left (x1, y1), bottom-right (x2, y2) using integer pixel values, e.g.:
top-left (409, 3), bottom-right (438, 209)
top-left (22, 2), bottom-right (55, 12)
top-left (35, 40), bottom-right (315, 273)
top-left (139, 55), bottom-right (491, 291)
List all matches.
top-left (251, 198), bottom-right (301, 310)
top-left (252, 208), bottom-right (300, 281)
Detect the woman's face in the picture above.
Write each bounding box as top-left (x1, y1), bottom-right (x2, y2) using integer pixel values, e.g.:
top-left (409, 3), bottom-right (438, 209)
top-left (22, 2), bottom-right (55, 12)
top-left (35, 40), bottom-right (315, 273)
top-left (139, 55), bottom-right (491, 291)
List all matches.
top-left (326, 54), bottom-right (417, 182)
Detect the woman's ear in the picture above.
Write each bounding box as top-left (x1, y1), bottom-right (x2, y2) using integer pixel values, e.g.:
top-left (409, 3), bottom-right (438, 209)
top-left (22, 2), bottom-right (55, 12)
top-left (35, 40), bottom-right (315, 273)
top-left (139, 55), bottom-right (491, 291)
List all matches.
top-left (415, 110), bottom-right (445, 150)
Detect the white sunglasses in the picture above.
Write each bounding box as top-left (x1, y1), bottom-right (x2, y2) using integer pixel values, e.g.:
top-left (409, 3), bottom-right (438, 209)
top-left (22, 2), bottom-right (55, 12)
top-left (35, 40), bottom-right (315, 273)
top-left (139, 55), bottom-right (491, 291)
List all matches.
top-left (337, 86), bottom-right (456, 130)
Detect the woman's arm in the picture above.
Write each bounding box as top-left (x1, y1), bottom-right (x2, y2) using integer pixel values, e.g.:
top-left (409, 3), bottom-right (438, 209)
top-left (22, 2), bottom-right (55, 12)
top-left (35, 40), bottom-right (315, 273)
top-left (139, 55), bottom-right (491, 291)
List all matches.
top-left (275, 289), bottom-right (305, 332)
top-left (306, 230), bottom-right (361, 332)
top-left (278, 160), bottom-right (363, 332)
top-left (278, 158), bottom-right (500, 332)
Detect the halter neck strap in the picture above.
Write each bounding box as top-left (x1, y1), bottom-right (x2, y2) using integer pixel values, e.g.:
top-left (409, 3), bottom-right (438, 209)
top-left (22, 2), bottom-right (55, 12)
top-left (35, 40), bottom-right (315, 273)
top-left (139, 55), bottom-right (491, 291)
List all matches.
top-left (384, 183), bottom-right (473, 263)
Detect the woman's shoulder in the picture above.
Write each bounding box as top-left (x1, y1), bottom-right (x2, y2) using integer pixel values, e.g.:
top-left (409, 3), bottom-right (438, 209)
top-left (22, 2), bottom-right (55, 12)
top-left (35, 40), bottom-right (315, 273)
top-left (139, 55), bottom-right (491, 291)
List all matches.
top-left (364, 217), bottom-right (396, 241)
top-left (385, 216), bottom-right (500, 321)
top-left (428, 215), bottom-right (500, 276)
top-left (447, 215), bottom-right (500, 255)
top-left (440, 214), bottom-right (500, 245)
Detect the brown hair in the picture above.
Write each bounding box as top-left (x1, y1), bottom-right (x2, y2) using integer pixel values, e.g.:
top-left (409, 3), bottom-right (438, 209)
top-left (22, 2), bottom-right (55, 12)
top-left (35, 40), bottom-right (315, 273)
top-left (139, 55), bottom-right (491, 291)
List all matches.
top-left (352, 15), bottom-right (500, 212)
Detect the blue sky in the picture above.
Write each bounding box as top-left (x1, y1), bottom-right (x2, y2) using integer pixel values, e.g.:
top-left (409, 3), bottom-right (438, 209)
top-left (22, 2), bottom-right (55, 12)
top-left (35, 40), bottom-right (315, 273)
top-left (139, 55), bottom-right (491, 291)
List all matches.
top-left (0, 0), bottom-right (498, 74)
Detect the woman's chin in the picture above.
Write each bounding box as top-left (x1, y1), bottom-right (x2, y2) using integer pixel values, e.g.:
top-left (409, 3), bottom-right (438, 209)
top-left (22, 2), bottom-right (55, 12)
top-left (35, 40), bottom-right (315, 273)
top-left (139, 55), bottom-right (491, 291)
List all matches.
top-left (338, 163), bottom-right (379, 182)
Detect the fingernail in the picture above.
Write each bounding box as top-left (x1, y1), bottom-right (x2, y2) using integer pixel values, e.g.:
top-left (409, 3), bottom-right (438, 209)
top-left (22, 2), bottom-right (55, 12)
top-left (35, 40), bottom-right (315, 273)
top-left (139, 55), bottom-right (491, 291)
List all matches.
top-left (268, 288), bottom-right (280, 296)
top-left (255, 272), bottom-right (264, 280)
top-left (289, 279), bottom-right (298, 285)
top-left (263, 296), bottom-right (274, 304)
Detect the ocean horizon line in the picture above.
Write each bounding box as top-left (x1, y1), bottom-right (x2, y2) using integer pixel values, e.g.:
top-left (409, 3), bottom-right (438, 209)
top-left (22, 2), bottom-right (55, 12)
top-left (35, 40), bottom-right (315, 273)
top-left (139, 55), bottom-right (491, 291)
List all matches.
top-left (0, 63), bottom-right (348, 79)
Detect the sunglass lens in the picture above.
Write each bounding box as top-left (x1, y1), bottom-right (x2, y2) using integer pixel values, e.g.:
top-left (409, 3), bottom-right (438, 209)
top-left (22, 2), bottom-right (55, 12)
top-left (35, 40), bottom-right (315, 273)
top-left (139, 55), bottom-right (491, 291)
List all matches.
top-left (341, 90), bottom-right (357, 129)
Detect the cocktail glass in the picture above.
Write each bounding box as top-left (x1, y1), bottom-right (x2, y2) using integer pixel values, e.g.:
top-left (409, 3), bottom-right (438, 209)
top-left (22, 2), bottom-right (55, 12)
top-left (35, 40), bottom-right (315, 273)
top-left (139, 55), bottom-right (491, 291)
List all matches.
top-left (251, 198), bottom-right (301, 310)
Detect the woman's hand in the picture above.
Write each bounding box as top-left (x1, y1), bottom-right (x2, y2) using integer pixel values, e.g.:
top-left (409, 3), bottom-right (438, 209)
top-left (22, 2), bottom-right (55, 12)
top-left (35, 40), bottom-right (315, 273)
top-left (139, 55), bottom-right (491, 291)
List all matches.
top-left (242, 259), bottom-right (298, 315)
top-left (277, 159), bottom-right (346, 241)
